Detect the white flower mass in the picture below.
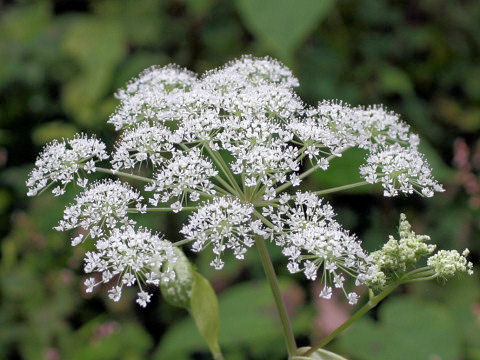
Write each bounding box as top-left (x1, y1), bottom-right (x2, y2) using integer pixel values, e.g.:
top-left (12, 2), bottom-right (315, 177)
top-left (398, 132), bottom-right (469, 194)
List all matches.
top-left (27, 55), bottom-right (468, 306)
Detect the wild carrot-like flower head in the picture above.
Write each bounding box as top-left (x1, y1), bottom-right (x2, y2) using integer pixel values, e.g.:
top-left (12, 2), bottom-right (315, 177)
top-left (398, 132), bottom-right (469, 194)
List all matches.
top-left (28, 56), bottom-right (468, 306)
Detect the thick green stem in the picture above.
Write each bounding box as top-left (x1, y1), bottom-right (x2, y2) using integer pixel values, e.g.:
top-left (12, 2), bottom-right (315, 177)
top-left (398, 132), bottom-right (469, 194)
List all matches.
top-left (303, 282), bottom-right (400, 357)
top-left (254, 235), bottom-right (297, 357)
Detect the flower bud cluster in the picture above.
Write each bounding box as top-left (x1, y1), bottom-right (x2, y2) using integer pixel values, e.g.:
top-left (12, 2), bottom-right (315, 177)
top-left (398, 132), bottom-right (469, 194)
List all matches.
top-left (427, 249), bottom-right (474, 278)
top-left (369, 214), bottom-right (435, 282)
top-left (368, 214), bottom-right (473, 290)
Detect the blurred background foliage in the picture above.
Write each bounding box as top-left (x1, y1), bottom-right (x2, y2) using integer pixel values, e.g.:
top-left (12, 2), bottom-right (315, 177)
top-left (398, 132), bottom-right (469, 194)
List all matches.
top-left (0, 0), bottom-right (479, 359)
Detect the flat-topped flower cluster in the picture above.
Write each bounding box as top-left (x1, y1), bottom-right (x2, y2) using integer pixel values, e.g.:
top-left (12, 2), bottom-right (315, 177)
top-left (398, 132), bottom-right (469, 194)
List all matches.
top-left (27, 56), bottom-right (472, 307)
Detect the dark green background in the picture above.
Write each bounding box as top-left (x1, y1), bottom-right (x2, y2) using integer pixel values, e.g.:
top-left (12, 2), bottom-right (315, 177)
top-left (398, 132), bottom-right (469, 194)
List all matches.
top-left (1, 1), bottom-right (479, 359)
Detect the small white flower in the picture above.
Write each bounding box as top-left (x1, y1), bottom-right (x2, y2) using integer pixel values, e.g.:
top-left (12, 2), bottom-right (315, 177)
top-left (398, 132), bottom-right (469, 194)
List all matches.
top-left (347, 292), bottom-right (359, 305)
top-left (319, 286), bottom-right (332, 299)
top-left (108, 286), bottom-right (122, 302)
top-left (84, 278), bottom-right (96, 293)
top-left (136, 291), bottom-right (152, 307)
top-left (145, 148), bottom-right (217, 206)
top-left (360, 143), bottom-right (444, 197)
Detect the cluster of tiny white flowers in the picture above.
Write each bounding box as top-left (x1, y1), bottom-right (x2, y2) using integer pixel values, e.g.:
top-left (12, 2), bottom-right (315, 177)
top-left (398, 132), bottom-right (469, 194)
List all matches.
top-left (84, 226), bottom-right (177, 307)
top-left (360, 144), bottom-right (444, 197)
top-left (27, 56), bottom-right (467, 307)
top-left (26, 134), bottom-right (108, 197)
top-left (181, 197), bottom-right (265, 270)
top-left (109, 65), bottom-right (197, 131)
top-left (111, 123), bottom-right (179, 170)
top-left (145, 148), bottom-right (218, 211)
top-left (263, 192), bottom-right (376, 304)
top-left (55, 180), bottom-right (143, 245)
top-left (427, 249), bottom-right (474, 278)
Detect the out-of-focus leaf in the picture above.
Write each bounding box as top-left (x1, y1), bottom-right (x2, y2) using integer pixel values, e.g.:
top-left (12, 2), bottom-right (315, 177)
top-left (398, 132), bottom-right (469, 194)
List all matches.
top-left (69, 318), bottom-right (152, 360)
top-left (31, 121), bottom-right (79, 145)
top-left (61, 17), bottom-right (126, 126)
top-left (189, 271), bottom-right (222, 358)
top-left (0, 1), bottom-right (51, 43)
top-left (94, 0), bottom-right (163, 45)
top-left (234, 0), bottom-right (334, 60)
top-left (183, 0), bottom-right (217, 17)
top-left (338, 297), bottom-right (461, 360)
top-left (378, 66), bottom-right (413, 96)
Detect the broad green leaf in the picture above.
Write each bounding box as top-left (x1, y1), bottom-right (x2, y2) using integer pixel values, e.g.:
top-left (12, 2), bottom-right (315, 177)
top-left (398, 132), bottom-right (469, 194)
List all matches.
top-left (235, 0), bottom-right (335, 60)
top-left (338, 297), bottom-right (461, 360)
top-left (160, 248), bottom-right (195, 309)
top-left (189, 271), bottom-right (222, 358)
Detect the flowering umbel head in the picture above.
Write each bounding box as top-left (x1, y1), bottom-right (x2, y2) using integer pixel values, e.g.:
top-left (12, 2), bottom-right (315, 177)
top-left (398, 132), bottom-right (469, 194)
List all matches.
top-left (27, 56), bottom-right (468, 307)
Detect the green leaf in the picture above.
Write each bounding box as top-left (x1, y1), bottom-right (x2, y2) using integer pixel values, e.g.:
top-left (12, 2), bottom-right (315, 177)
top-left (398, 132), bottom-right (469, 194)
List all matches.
top-left (189, 271), bottom-right (222, 358)
top-left (338, 297), bottom-right (462, 360)
top-left (160, 247), bottom-right (195, 309)
top-left (235, 0), bottom-right (334, 60)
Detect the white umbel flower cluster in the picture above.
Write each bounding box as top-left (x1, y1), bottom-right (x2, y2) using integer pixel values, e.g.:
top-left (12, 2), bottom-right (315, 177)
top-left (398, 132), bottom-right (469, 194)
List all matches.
top-left (55, 179), bottom-right (143, 245)
top-left (263, 192), bottom-right (374, 304)
top-left (360, 144), bottom-right (444, 197)
top-left (28, 56), bottom-right (466, 307)
top-left (84, 226), bottom-right (177, 307)
top-left (26, 134), bottom-right (108, 197)
top-left (181, 197), bottom-right (264, 270)
top-left (145, 148), bottom-right (218, 211)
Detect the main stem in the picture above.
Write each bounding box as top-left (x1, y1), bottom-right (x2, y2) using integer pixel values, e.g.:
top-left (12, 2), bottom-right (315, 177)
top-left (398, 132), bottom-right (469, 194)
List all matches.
top-left (255, 235), bottom-right (297, 357)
